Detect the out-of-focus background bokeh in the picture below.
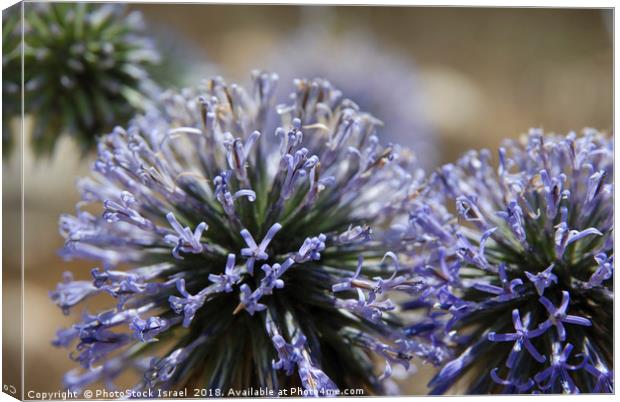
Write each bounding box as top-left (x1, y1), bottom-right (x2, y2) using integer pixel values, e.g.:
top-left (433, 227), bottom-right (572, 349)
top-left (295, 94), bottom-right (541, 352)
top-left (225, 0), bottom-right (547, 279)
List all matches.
top-left (2, 3), bottom-right (612, 395)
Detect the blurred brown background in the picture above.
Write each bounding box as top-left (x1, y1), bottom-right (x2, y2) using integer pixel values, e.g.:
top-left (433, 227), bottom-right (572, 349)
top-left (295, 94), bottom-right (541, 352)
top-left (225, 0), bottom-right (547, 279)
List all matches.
top-left (2, 3), bottom-right (612, 396)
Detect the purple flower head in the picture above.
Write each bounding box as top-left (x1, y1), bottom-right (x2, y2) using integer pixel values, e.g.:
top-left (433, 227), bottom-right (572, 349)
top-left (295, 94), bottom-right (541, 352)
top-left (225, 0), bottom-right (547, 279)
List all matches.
top-left (403, 130), bottom-right (613, 394)
top-left (51, 72), bottom-right (437, 394)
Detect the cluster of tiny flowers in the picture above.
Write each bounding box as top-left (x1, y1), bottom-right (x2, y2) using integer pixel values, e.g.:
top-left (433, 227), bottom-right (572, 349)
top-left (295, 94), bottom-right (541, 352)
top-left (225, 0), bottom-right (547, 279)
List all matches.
top-left (51, 72), bottom-right (445, 394)
top-left (400, 129), bottom-right (613, 394)
top-left (17, 3), bottom-right (160, 155)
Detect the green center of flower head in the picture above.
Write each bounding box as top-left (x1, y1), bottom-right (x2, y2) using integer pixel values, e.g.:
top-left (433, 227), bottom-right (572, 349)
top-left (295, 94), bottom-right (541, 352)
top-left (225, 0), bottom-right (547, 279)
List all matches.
top-left (404, 130), bottom-right (613, 394)
top-left (52, 71), bottom-right (444, 395)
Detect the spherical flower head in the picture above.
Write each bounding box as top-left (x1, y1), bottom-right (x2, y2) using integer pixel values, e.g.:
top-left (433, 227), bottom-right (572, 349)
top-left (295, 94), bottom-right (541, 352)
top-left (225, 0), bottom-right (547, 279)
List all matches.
top-left (21, 3), bottom-right (160, 156)
top-left (402, 129), bottom-right (613, 394)
top-left (51, 71), bottom-right (440, 395)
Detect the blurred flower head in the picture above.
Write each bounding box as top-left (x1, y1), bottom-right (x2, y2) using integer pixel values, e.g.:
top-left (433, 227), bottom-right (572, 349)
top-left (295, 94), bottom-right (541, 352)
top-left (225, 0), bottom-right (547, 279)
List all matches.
top-left (401, 129), bottom-right (613, 394)
top-left (2, 5), bottom-right (22, 156)
top-left (17, 3), bottom-right (160, 156)
top-left (52, 72), bottom-right (443, 395)
top-left (264, 27), bottom-right (435, 168)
